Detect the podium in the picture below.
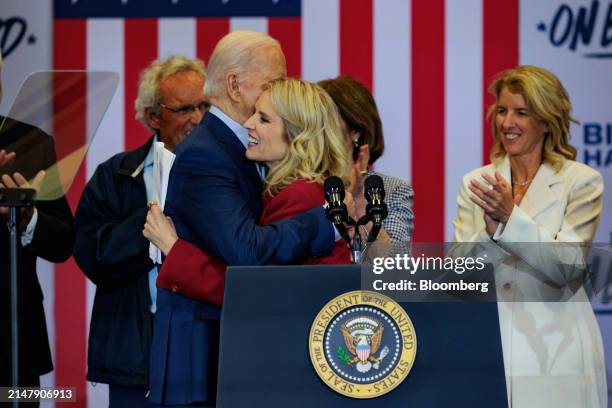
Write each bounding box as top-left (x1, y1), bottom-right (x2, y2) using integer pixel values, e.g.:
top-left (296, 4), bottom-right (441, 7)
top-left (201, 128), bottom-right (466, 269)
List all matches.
top-left (217, 265), bottom-right (508, 407)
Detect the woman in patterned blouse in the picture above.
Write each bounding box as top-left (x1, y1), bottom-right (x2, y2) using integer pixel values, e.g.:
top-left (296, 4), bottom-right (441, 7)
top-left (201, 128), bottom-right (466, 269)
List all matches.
top-left (319, 75), bottom-right (415, 245)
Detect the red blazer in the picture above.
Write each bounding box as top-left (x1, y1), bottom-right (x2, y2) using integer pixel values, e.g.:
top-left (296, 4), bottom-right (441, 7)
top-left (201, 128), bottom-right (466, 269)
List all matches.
top-left (157, 179), bottom-right (351, 305)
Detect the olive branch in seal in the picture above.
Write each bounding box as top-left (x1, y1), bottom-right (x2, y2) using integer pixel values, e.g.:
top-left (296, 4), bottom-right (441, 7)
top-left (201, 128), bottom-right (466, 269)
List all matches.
top-left (337, 346), bottom-right (352, 365)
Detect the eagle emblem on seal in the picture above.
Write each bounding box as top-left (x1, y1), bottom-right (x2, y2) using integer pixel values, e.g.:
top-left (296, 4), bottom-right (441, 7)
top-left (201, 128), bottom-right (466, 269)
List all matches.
top-left (338, 316), bottom-right (390, 373)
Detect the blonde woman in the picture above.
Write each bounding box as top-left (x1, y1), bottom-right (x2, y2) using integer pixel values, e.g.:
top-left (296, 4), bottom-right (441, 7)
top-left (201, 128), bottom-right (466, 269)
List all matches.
top-left (144, 78), bottom-right (352, 304)
top-left (453, 65), bottom-right (606, 407)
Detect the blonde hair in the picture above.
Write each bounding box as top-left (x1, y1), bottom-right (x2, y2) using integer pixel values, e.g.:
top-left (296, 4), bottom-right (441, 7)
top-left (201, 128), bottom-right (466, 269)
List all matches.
top-left (134, 55), bottom-right (206, 132)
top-left (264, 78), bottom-right (351, 196)
top-left (204, 30), bottom-right (284, 100)
top-left (487, 65), bottom-right (577, 171)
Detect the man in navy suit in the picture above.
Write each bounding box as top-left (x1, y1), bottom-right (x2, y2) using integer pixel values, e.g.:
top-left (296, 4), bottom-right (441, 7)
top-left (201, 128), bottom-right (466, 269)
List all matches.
top-left (149, 31), bottom-right (336, 406)
top-left (74, 55), bottom-right (207, 407)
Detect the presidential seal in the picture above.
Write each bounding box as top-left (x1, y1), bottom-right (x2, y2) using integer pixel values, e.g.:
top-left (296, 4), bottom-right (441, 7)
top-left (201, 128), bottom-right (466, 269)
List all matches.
top-left (308, 291), bottom-right (416, 399)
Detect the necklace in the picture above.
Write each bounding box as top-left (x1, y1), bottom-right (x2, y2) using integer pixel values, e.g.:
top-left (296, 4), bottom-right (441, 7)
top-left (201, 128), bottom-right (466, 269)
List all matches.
top-left (511, 177), bottom-right (533, 187)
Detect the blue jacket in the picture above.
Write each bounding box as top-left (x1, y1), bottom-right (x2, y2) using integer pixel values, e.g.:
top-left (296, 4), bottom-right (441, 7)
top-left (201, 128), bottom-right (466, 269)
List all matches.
top-left (149, 112), bottom-right (334, 405)
top-left (74, 138), bottom-right (154, 387)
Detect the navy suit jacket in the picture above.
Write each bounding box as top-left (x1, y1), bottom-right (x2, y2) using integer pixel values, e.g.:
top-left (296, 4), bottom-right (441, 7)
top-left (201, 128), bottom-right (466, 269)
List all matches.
top-left (149, 112), bottom-right (335, 405)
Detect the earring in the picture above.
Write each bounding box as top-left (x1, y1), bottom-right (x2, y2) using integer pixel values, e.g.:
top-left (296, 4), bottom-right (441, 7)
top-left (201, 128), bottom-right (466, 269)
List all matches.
top-left (351, 135), bottom-right (361, 162)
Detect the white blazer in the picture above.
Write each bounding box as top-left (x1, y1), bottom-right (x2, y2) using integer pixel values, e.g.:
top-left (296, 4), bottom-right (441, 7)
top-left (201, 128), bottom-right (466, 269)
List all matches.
top-left (452, 156), bottom-right (606, 408)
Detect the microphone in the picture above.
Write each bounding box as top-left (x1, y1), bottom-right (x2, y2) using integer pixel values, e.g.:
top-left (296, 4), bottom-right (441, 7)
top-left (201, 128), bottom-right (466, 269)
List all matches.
top-left (324, 176), bottom-right (348, 225)
top-left (364, 175), bottom-right (388, 242)
top-left (324, 176), bottom-right (352, 248)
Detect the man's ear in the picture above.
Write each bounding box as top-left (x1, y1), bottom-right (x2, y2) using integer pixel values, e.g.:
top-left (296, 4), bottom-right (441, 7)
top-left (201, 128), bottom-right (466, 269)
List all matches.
top-left (226, 72), bottom-right (241, 103)
top-left (145, 108), bottom-right (161, 131)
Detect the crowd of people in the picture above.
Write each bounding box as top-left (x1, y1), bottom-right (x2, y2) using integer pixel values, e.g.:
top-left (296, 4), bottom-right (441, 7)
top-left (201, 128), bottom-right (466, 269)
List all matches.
top-left (0, 30), bottom-right (606, 408)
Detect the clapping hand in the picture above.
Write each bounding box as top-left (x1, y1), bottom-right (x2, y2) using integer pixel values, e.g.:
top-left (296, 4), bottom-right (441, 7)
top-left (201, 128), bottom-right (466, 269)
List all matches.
top-left (0, 169), bottom-right (46, 228)
top-left (346, 144), bottom-right (370, 221)
top-left (343, 144), bottom-right (373, 241)
top-left (0, 149), bottom-right (16, 167)
top-left (468, 171), bottom-right (515, 237)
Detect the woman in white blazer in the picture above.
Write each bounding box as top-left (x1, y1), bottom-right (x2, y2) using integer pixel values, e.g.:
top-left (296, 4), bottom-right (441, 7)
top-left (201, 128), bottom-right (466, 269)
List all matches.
top-left (452, 65), bottom-right (606, 408)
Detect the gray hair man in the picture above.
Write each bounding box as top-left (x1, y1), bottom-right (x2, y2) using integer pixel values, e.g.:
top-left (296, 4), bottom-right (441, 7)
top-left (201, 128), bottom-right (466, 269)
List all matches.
top-left (148, 31), bottom-right (337, 406)
top-left (73, 55), bottom-right (206, 407)
top-left (203, 30), bottom-right (285, 123)
top-left (135, 54), bottom-right (207, 150)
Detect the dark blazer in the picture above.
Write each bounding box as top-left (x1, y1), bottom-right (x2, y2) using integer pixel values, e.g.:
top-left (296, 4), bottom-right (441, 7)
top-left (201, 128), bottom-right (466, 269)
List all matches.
top-left (149, 112), bottom-right (335, 405)
top-left (155, 180), bottom-right (351, 305)
top-left (73, 137), bottom-right (154, 387)
top-left (260, 179), bottom-right (351, 265)
top-left (0, 116), bottom-right (74, 384)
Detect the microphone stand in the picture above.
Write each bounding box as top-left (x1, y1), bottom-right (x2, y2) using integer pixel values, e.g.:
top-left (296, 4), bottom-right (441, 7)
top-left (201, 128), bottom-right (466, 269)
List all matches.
top-left (327, 207), bottom-right (384, 265)
top-left (348, 205), bottom-right (387, 264)
top-left (367, 219), bottom-right (383, 243)
top-left (343, 217), bottom-right (362, 264)
top-left (345, 216), bottom-right (371, 265)
top-left (1, 187), bottom-right (36, 399)
top-left (326, 212), bottom-right (365, 264)
top-left (351, 231), bottom-right (363, 264)
top-left (323, 175), bottom-right (387, 265)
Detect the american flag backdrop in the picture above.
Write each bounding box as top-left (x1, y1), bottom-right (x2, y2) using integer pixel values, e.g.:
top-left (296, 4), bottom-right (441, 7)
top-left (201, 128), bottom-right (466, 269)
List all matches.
top-left (21, 0), bottom-right (607, 406)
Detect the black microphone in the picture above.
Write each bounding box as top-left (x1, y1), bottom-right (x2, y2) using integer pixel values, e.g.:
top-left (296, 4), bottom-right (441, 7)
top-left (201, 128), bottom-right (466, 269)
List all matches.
top-left (324, 176), bottom-right (348, 225)
top-left (364, 175), bottom-right (388, 242)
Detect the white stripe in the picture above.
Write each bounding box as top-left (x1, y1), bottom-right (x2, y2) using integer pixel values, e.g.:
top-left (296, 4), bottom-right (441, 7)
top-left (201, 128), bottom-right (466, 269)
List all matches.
top-left (38, 259), bottom-right (55, 408)
top-left (86, 18), bottom-right (124, 408)
top-left (86, 19), bottom-right (125, 177)
top-left (373, 0), bottom-right (411, 183)
top-left (230, 17), bottom-right (268, 33)
top-left (301, 0), bottom-right (339, 81)
top-left (158, 18), bottom-right (197, 59)
top-left (444, 0), bottom-right (483, 241)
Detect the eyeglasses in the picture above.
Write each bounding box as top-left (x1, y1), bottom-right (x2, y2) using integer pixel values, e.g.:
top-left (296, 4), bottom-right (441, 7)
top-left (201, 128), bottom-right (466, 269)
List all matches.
top-left (159, 101), bottom-right (210, 115)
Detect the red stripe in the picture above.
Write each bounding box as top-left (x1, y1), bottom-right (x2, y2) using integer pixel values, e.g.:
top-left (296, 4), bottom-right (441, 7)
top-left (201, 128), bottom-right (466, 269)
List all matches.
top-left (411, 0), bottom-right (445, 243)
top-left (52, 19), bottom-right (88, 408)
top-left (339, 0), bottom-right (373, 91)
top-left (196, 18), bottom-right (230, 65)
top-left (482, 0), bottom-right (519, 164)
top-left (124, 19), bottom-right (158, 151)
top-left (268, 17), bottom-right (302, 78)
